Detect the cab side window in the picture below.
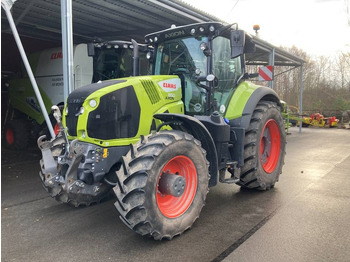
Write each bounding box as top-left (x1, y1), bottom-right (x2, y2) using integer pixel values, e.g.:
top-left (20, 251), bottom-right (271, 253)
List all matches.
top-left (212, 37), bottom-right (242, 109)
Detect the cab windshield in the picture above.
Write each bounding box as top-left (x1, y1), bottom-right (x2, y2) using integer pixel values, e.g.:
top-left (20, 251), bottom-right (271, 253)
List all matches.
top-left (154, 36), bottom-right (207, 75)
top-left (93, 47), bottom-right (149, 82)
top-left (154, 37), bottom-right (208, 115)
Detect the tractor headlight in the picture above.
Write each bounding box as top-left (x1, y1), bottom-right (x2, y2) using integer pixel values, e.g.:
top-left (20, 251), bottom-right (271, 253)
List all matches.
top-left (89, 99), bottom-right (97, 108)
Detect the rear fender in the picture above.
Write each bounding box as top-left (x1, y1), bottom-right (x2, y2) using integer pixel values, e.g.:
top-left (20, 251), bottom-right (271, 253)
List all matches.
top-left (154, 113), bottom-right (218, 187)
top-left (227, 84), bottom-right (281, 129)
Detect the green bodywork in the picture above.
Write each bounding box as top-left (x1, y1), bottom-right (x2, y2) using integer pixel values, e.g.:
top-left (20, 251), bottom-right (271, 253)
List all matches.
top-left (8, 78), bottom-right (53, 124)
top-left (63, 75), bottom-right (184, 147)
top-left (224, 81), bottom-right (259, 120)
top-left (8, 51), bottom-right (52, 124)
top-left (62, 74), bottom-right (258, 147)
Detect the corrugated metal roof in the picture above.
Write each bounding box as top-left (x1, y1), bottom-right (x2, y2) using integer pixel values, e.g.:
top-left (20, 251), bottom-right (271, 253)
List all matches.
top-left (1, 0), bottom-right (303, 66)
top-left (247, 35), bottom-right (305, 66)
top-left (1, 0), bottom-right (224, 43)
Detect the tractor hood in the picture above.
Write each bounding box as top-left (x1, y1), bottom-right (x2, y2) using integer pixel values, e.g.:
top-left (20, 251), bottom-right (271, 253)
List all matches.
top-left (66, 79), bottom-right (126, 104)
top-left (62, 76), bottom-right (184, 147)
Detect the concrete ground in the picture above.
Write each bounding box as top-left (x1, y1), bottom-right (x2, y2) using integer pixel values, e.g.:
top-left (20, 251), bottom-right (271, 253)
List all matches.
top-left (1, 126), bottom-right (350, 262)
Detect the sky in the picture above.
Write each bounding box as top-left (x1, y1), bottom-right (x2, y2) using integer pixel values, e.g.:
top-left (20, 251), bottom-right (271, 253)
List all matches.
top-left (183, 0), bottom-right (350, 58)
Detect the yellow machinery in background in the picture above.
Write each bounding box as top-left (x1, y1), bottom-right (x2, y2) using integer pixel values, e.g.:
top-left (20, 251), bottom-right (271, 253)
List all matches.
top-left (301, 113), bottom-right (339, 128)
top-left (282, 101), bottom-right (339, 129)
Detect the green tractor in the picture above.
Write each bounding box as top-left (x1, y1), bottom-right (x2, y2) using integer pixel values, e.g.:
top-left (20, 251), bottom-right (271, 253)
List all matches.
top-left (38, 22), bottom-right (286, 240)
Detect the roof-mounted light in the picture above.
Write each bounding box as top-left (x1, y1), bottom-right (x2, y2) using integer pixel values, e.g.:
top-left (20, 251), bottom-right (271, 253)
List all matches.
top-left (146, 51), bottom-right (152, 60)
top-left (199, 26), bottom-right (205, 33)
top-left (209, 25), bottom-right (215, 32)
top-left (190, 28), bottom-right (196, 35)
top-left (200, 42), bottom-right (208, 51)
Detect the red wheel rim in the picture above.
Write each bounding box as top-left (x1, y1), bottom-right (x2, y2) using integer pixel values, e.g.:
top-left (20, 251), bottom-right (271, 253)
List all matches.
top-left (260, 119), bottom-right (281, 173)
top-left (54, 123), bottom-right (60, 135)
top-left (156, 155), bottom-right (197, 218)
top-left (6, 128), bottom-right (14, 145)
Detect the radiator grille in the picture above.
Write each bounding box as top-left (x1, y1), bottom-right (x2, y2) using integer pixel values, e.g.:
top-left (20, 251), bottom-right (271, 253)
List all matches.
top-left (141, 79), bottom-right (161, 105)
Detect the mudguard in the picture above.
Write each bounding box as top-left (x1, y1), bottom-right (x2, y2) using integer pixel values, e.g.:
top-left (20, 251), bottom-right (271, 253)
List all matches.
top-left (226, 83), bottom-right (281, 129)
top-left (154, 113), bottom-right (218, 187)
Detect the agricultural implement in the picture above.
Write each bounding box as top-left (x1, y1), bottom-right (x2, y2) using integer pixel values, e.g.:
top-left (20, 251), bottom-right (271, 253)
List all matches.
top-left (298, 113), bottom-right (339, 127)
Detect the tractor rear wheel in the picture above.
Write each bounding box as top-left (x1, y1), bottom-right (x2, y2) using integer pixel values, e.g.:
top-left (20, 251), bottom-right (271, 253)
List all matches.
top-left (3, 119), bottom-right (30, 150)
top-left (114, 130), bottom-right (209, 240)
top-left (238, 101), bottom-right (286, 190)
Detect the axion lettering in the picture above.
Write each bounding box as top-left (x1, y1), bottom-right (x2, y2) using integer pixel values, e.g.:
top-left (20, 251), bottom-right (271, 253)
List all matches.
top-left (165, 30), bottom-right (185, 39)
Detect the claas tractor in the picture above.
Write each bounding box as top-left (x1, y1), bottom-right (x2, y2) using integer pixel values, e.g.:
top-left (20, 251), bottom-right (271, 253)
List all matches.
top-left (38, 22), bottom-right (286, 240)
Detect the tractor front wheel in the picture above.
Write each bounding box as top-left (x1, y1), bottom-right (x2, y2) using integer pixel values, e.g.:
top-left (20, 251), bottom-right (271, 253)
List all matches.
top-left (114, 130), bottom-right (209, 240)
top-left (238, 101), bottom-right (286, 190)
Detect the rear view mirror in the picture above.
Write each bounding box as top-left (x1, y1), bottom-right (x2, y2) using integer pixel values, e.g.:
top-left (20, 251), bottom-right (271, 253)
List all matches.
top-left (230, 30), bottom-right (245, 58)
top-left (87, 43), bottom-right (95, 57)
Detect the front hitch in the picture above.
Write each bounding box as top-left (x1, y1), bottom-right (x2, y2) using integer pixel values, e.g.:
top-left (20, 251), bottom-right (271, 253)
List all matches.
top-left (37, 131), bottom-right (68, 196)
top-left (38, 131), bottom-right (113, 206)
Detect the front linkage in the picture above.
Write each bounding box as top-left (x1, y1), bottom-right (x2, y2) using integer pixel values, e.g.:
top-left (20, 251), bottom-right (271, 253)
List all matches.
top-left (38, 106), bottom-right (118, 206)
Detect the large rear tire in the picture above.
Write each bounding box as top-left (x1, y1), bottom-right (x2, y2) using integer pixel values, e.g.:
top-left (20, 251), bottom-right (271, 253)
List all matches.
top-left (238, 101), bottom-right (286, 190)
top-left (114, 130), bottom-right (209, 240)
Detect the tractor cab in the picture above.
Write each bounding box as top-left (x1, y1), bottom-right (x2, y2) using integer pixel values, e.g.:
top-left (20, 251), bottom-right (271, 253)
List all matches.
top-left (145, 22), bottom-right (248, 116)
top-left (87, 40), bottom-right (150, 82)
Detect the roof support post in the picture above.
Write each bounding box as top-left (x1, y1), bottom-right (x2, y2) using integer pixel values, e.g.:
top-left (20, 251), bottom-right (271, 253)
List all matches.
top-left (1, 0), bottom-right (55, 138)
top-left (61, 0), bottom-right (74, 101)
top-left (268, 48), bottom-right (275, 89)
top-left (299, 64), bottom-right (304, 133)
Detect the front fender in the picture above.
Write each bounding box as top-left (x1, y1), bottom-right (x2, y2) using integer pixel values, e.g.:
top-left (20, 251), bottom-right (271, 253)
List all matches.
top-left (154, 113), bottom-right (218, 187)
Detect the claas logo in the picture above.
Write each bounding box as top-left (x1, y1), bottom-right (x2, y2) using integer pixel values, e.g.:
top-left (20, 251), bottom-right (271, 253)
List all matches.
top-left (50, 52), bottom-right (63, 60)
top-left (163, 82), bottom-right (177, 89)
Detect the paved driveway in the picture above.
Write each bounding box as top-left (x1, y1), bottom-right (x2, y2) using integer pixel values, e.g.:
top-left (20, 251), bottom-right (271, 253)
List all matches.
top-left (2, 127), bottom-right (350, 262)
